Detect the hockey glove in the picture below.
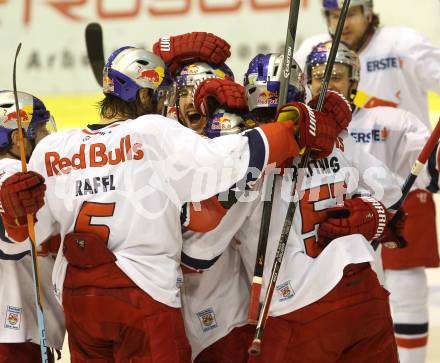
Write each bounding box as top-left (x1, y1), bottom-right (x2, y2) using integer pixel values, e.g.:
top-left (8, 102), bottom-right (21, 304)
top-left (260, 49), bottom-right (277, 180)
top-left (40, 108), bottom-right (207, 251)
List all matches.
top-left (276, 102), bottom-right (339, 159)
top-left (376, 209), bottom-right (408, 249)
top-left (308, 90), bottom-right (352, 132)
top-left (0, 171), bottom-right (46, 221)
top-left (153, 32), bottom-right (231, 75)
top-left (318, 196), bottom-right (389, 244)
top-left (193, 78), bottom-right (248, 117)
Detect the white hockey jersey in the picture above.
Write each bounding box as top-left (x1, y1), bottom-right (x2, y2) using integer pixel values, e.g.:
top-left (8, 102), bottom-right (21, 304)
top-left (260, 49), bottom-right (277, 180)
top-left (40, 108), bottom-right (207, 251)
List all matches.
top-left (185, 132), bottom-right (401, 318)
top-left (0, 159), bottom-right (65, 349)
top-left (25, 115), bottom-right (274, 308)
top-left (348, 106), bottom-right (432, 189)
top-left (181, 240), bottom-right (249, 360)
top-left (294, 26), bottom-right (440, 128)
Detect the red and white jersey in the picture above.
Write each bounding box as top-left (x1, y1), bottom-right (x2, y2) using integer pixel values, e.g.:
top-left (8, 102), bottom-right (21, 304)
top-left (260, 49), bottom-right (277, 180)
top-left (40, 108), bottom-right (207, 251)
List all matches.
top-left (27, 115), bottom-right (271, 307)
top-left (236, 132), bottom-right (401, 316)
top-left (181, 240), bottom-right (249, 360)
top-left (349, 106), bottom-right (432, 189)
top-left (0, 159), bottom-right (65, 349)
top-left (184, 132), bottom-right (401, 317)
top-left (295, 26), bottom-right (440, 128)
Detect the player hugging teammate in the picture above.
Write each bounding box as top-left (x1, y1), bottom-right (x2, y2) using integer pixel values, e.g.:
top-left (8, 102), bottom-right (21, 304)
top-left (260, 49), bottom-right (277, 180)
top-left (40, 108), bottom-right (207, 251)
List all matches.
top-left (1, 22), bottom-right (440, 363)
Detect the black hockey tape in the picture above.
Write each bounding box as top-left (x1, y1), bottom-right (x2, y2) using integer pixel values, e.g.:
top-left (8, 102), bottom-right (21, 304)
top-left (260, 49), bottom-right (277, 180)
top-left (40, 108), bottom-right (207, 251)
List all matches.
top-left (85, 23), bottom-right (105, 87)
top-left (327, 208), bottom-right (350, 219)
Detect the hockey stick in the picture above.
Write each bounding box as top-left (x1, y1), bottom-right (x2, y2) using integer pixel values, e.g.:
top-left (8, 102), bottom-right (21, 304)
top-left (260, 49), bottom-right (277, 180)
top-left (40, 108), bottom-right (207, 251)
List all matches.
top-left (13, 43), bottom-right (49, 363)
top-left (85, 22), bottom-right (105, 87)
top-left (248, 0), bottom-right (352, 355)
top-left (371, 117), bottom-right (440, 249)
top-left (247, 0), bottom-right (301, 326)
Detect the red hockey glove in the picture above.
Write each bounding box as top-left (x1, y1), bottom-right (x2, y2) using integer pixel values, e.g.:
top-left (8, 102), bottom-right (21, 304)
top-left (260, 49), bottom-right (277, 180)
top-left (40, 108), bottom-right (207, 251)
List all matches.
top-left (0, 171), bottom-right (46, 220)
top-left (193, 78), bottom-right (248, 117)
top-left (376, 209), bottom-right (408, 249)
top-left (308, 90), bottom-right (352, 132)
top-left (153, 32), bottom-right (231, 75)
top-left (318, 196), bottom-right (389, 243)
top-left (276, 102), bottom-right (339, 159)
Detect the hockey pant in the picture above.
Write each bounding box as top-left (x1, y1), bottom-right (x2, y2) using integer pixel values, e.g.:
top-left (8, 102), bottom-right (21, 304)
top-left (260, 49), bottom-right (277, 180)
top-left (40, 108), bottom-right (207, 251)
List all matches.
top-left (195, 324), bottom-right (255, 363)
top-left (0, 342), bottom-right (55, 363)
top-left (62, 232), bottom-right (192, 363)
top-left (247, 263), bottom-right (399, 363)
top-left (385, 268), bottom-right (429, 363)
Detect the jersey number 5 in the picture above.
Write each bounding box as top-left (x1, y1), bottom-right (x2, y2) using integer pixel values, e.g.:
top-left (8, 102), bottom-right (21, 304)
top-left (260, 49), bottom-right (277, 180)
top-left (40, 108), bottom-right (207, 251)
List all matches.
top-left (74, 202), bottom-right (116, 243)
top-left (299, 182), bottom-right (346, 258)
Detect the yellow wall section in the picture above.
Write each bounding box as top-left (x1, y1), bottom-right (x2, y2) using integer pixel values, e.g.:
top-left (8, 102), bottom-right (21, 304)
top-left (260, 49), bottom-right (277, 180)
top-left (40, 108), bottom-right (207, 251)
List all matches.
top-left (42, 93), bottom-right (102, 130)
top-left (41, 91), bottom-right (440, 131)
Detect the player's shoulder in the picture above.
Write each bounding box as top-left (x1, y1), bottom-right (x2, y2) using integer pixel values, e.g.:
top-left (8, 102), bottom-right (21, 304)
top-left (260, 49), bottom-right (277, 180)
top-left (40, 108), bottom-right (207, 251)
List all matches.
top-left (34, 129), bottom-right (76, 152)
top-left (125, 114), bottom-right (180, 135)
top-left (298, 33), bottom-right (330, 49)
top-left (376, 26), bottom-right (427, 46)
top-left (0, 158), bottom-right (21, 178)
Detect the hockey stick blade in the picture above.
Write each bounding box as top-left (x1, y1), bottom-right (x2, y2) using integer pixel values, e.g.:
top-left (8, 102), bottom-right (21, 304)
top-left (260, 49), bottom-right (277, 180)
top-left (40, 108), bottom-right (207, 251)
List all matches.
top-left (85, 22), bottom-right (105, 87)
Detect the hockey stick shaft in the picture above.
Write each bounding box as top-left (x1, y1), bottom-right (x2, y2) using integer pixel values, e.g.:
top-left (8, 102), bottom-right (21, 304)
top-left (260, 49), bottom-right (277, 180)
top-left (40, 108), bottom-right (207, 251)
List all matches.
top-left (248, 0), bottom-right (352, 356)
top-left (371, 117), bottom-right (440, 249)
top-left (248, 0), bottom-right (301, 325)
top-left (13, 43), bottom-right (49, 363)
top-left (85, 22), bottom-right (105, 87)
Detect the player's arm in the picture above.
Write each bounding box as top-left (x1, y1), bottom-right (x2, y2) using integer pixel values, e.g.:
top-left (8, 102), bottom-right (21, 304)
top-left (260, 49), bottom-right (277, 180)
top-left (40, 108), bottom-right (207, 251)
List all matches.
top-left (0, 139), bottom-right (58, 243)
top-left (402, 28), bottom-right (440, 93)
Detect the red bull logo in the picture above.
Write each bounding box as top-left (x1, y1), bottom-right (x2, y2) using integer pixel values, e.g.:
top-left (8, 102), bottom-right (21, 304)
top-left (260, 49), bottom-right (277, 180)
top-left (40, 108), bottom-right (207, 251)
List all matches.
top-left (136, 66), bottom-right (164, 86)
top-left (4, 109), bottom-right (30, 124)
top-left (181, 64), bottom-right (201, 75)
top-left (257, 90), bottom-right (279, 105)
top-left (211, 115), bottom-right (231, 130)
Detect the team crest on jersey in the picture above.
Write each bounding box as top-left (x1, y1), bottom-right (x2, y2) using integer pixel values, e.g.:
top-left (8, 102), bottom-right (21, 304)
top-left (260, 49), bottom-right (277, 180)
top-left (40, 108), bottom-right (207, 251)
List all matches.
top-left (4, 305), bottom-right (22, 330)
top-left (276, 281), bottom-right (295, 301)
top-left (416, 191), bottom-right (428, 204)
top-left (197, 307), bottom-right (218, 332)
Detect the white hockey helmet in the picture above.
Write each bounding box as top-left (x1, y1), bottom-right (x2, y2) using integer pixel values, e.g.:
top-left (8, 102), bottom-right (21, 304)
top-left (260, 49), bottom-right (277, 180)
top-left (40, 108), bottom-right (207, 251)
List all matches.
top-left (243, 53), bottom-right (306, 111)
top-left (0, 91), bottom-right (55, 149)
top-left (322, 0), bottom-right (373, 17)
top-left (103, 46), bottom-right (166, 102)
top-left (175, 62), bottom-right (234, 88)
top-left (305, 41), bottom-right (360, 83)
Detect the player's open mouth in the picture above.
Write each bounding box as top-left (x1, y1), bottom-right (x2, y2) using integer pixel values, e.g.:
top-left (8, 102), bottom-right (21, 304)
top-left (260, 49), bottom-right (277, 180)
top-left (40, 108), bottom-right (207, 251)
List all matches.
top-left (187, 111), bottom-right (202, 124)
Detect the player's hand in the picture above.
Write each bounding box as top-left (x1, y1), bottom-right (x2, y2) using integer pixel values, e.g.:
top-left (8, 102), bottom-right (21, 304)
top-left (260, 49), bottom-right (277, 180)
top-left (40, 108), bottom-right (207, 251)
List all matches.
top-left (376, 209), bottom-right (408, 249)
top-left (318, 196), bottom-right (389, 243)
top-left (193, 78), bottom-right (248, 118)
top-left (308, 90), bottom-right (352, 132)
top-left (275, 102), bottom-right (339, 159)
top-left (153, 32), bottom-right (231, 75)
top-left (0, 171), bottom-right (46, 221)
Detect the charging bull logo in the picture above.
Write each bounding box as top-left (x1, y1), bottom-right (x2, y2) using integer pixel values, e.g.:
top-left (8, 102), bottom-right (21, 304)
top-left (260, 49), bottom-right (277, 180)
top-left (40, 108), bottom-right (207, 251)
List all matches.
top-left (4, 108), bottom-right (30, 125)
top-left (257, 90), bottom-right (279, 106)
top-left (4, 306), bottom-right (22, 330)
top-left (210, 115), bottom-right (232, 130)
top-left (136, 66), bottom-right (164, 86)
top-left (180, 64), bottom-right (201, 75)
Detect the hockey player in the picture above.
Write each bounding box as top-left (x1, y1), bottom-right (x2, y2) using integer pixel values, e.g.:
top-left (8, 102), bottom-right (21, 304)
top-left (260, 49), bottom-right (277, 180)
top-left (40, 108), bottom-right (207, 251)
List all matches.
top-left (294, 5), bottom-right (440, 359)
top-left (153, 31), bottom-right (234, 134)
top-left (0, 46), bottom-right (345, 362)
top-left (294, 0), bottom-right (440, 128)
top-left (305, 40), bottom-right (439, 363)
top-left (200, 52), bottom-right (405, 362)
top-left (0, 91), bottom-right (65, 362)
